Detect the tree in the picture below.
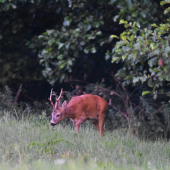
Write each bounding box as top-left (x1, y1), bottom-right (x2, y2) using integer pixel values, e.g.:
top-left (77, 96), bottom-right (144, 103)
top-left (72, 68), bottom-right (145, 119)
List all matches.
top-left (29, 0), bottom-right (164, 84)
top-left (109, 1), bottom-right (170, 100)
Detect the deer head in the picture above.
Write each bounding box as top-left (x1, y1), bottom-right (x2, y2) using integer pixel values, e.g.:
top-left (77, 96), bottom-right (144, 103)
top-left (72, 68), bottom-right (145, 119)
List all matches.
top-left (48, 88), bottom-right (67, 126)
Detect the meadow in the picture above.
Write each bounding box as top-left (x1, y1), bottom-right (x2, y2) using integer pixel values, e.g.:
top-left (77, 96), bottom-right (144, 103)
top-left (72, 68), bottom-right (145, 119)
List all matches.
top-left (0, 110), bottom-right (170, 170)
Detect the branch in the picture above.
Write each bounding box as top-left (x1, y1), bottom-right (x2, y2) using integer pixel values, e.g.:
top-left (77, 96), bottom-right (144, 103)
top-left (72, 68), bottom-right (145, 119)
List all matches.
top-left (14, 84), bottom-right (22, 104)
top-left (108, 103), bottom-right (129, 121)
top-left (10, 84), bottom-right (22, 113)
top-left (70, 79), bottom-right (121, 97)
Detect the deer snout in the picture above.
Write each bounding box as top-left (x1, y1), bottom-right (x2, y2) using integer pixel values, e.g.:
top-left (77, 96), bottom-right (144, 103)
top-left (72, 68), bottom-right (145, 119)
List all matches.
top-left (50, 122), bottom-right (56, 126)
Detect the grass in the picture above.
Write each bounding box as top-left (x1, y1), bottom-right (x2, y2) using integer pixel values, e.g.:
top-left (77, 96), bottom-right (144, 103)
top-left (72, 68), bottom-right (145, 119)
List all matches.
top-left (0, 110), bottom-right (170, 170)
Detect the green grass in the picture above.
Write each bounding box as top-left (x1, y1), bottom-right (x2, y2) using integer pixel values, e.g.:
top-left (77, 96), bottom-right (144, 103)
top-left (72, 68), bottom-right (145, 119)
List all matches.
top-left (0, 111), bottom-right (170, 170)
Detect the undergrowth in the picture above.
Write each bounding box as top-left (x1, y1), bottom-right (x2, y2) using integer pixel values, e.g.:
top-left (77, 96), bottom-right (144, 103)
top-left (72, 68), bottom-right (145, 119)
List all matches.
top-left (0, 110), bottom-right (170, 170)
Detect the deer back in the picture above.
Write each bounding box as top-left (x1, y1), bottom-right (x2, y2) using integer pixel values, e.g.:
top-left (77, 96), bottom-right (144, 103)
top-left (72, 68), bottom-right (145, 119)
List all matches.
top-left (65, 94), bottom-right (107, 119)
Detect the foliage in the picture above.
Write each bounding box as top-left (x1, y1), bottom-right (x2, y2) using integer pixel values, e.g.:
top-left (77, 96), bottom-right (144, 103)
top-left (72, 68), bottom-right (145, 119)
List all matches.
top-left (110, 0), bottom-right (165, 27)
top-left (0, 86), bottom-right (13, 110)
top-left (0, 0), bottom-right (58, 87)
top-left (108, 1), bottom-right (170, 100)
top-left (0, 0), bottom-right (168, 105)
top-left (27, 131), bottom-right (63, 156)
top-left (28, 0), bottom-right (165, 84)
top-left (1, 0), bottom-right (170, 141)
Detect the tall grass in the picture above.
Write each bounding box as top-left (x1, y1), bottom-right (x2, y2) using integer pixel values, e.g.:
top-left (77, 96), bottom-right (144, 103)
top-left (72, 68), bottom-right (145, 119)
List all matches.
top-left (0, 110), bottom-right (170, 170)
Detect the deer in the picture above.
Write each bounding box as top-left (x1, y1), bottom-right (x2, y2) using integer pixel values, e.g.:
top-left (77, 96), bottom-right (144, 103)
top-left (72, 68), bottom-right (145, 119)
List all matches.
top-left (48, 88), bottom-right (107, 136)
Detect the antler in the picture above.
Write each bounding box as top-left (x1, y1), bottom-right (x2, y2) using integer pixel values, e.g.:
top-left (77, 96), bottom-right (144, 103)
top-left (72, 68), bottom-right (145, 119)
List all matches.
top-left (55, 88), bottom-right (63, 109)
top-left (48, 88), bottom-right (55, 108)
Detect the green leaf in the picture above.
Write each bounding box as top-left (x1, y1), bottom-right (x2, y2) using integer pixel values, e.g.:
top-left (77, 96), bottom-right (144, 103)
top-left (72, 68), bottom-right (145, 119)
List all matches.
top-left (100, 41), bottom-right (105, 46)
top-left (92, 21), bottom-right (100, 28)
top-left (113, 15), bottom-right (119, 22)
top-left (65, 43), bottom-right (70, 49)
top-left (166, 75), bottom-right (170, 81)
top-left (105, 55), bottom-right (110, 60)
top-left (90, 47), bottom-right (96, 53)
top-left (87, 34), bottom-right (91, 39)
top-left (142, 91), bottom-right (151, 96)
top-left (122, 55), bottom-right (127, 61)
top-left (46, 47), bottom-right (51, 52)
top-left (167, 92), bottom-right (170, 97)
top-left (148, 57), bottom-right (157, 67)
top-left (132, 50), bottom-right (137, 59)
top-left (164, 7), bottom-right (170, 14)
top-left (164, 46), bottom-right (170, 57)
top-left (139, 76), bottom-right (147, 83)
top-left (151, 23), bottom-right (159, 28)
top-left (47, 30), bottom-right (54, 35)
top-left (116, 41), bottom-right (128, 48)
top-left (111, 57), bottom-right (119, 63)
top-left (96, 31), bottom-right (102, 36)
top-left (120, 34), bottom-right (127, 41)
top-left (84, 48), bottom-right (89, 54)
top-left (140, 12), bottom-right (146, 18)
top-left (153, 92), bottom-right (157, 100)
top-left (133, 22), bottom-right (136, 27)
top-left (136, 22), bottom-right (140, 28)
top-left (60, 63), bottom-right (66, 69)
top-left (132, 11), bottom-right (138, 17)
top-left (83, 20), bottom-right (88, 23)
top-left (119, 19), bottom-right (128, 24)
top-left (48, 39), bottom-right (54, 46)
top-left (115, 49), bottom-right (122, 53)
top-left (57, 55), bottom-right (63, 59)
top-left (67, 59), bottom-right (72, 65)
top-left (160, 1), bottom-right (170, 6)
top-left (110, 35), bottom-right (119, 39)
top-left (132, 27), bottom-right (139, 33)
top-left (58, 43), bottom-right (64, 49)
top-left (38, 35), bottom-right (44, 39)
top-left (42, 49), bottom-right (48, 55)
top-left (150, 42), bottom-right (156, 50)
top-left (133, 77), bottom-right (139, 84)
top-left (130, 35), bottom-right (135, 41)
top-left (148, 78), bottom-right (154, 87)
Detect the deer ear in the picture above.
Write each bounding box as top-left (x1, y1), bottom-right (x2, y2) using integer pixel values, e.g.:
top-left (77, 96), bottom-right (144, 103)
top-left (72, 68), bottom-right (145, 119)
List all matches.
top-left (62, 100), bottom-right (67, 109)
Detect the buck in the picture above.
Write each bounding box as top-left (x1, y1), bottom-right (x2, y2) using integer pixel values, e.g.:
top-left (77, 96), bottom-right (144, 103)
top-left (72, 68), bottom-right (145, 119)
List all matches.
top-left (49, 88), bottom-right (107, 136)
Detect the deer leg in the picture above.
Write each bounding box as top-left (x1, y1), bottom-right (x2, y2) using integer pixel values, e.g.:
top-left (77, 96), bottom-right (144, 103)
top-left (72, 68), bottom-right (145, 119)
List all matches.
top-left (91, 121), bottom-right (100, 132)
top-left (92, 121), bottom-right (105, 135)
top-left (74, 118), bottom-right (86, 133)
top-left (98, 115), bottom-right (105, 136)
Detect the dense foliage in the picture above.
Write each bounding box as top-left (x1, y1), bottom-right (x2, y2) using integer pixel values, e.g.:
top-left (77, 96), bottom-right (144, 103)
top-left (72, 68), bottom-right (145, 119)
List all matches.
top-left (1, 0), bottom-right (170, 138)
top-left (110, 1), bottom-right (170, 100)
top-left (0, 0), bottom-right (165, 86)
top-left (30, 0), bottom-right (165, 84)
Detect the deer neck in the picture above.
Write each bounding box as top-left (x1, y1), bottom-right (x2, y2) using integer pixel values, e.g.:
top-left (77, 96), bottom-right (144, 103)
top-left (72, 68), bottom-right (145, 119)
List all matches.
top-left (63, 106), bottom-right (74, 119)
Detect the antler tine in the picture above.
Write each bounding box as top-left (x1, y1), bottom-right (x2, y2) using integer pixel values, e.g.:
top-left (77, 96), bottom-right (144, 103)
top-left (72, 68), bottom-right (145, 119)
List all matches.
top-left (56, 88), bottom-right (63, 101)
top-left (48, 88), bottom-right (55, 108)
top-left (55, 88), bottom-right (63, 109)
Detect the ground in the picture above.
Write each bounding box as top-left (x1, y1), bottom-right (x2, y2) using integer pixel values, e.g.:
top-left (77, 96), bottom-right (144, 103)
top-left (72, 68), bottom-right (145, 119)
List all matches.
top-left (0, 110), bottom-right (170, 170)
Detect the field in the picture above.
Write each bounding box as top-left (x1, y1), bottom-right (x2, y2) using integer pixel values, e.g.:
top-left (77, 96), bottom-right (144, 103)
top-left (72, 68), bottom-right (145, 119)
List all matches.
top-left (0, 111), bottom-right (170, 170)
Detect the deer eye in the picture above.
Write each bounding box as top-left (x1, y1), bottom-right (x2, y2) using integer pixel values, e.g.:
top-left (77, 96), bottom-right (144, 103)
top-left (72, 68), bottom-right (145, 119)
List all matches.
top-left (56, 115), bottom-right (60, 117)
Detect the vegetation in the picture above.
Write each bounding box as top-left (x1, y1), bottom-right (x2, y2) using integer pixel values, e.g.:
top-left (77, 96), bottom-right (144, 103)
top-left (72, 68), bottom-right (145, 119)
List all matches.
top-left (0, 0), bottom-right (166, 86)
top-left (1, 1), bottom-right (170, 169)
top-left (110, 1), bottom-right (170, 99)
top-left (1, 110), bottom-right (170, 170)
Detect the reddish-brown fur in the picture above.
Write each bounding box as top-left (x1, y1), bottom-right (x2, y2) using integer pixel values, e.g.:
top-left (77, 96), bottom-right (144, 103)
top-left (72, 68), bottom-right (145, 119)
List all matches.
top-left (49, 89), bottom-right (107, 136)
